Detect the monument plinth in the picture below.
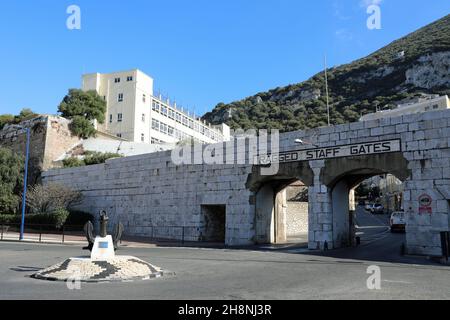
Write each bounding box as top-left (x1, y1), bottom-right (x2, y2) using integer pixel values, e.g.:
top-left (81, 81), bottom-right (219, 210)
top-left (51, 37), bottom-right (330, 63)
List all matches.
top-left (32, 211), bottom-right (174, 282)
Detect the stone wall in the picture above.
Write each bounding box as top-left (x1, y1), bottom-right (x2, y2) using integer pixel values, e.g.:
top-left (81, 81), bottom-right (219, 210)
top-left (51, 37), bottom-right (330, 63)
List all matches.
top-left (286, 202), bottom-right (308, 235)
top-left (0, 116), bottom-right (80, 184)
top-left (42, 109), bottom-right (450, 256)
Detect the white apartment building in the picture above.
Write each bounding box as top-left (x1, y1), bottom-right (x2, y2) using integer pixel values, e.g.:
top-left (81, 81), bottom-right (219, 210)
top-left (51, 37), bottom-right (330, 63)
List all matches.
top-left (82, 69), bottom-right (230, 145)
top-left (360, 95), bottom-right (450, 122)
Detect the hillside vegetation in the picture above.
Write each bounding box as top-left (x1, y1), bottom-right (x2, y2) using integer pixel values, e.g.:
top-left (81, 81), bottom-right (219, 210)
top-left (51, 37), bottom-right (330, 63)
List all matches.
top-left (203, 14), bottom-right (450, 131)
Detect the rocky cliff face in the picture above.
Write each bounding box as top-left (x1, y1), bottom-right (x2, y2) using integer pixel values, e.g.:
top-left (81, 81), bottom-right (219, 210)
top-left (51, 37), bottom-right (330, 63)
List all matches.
top-left (405, 51), bottom-right (450, 89)
top-left (203, 14), bottom-right (450, 131)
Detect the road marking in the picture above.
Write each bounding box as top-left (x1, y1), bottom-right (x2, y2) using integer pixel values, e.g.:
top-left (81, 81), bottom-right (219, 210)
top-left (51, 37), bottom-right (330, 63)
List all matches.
top-left (382, 280), bottom-right (413, 284)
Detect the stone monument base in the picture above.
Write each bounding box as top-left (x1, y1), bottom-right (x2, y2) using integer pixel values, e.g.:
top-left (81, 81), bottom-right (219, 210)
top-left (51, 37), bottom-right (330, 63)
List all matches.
top-left (32, 256), bottom-right (174, 282)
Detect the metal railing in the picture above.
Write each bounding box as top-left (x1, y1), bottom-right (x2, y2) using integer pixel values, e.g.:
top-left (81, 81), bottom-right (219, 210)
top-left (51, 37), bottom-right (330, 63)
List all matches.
top-left (0, 223), bottom-right (85, 244)
top-left (0, 224), bottom-right (211, 245)
top-left (126, 226), bottom-right (206, 244)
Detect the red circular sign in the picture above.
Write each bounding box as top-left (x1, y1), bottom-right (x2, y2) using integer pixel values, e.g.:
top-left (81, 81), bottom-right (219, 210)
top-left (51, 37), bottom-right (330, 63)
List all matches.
top-left (419, 194), bottom-right (432, 207)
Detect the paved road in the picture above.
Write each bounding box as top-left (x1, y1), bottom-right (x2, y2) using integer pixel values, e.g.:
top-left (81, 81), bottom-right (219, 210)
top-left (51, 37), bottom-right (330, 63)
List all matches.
top-left (0, 207), bottom-right (448, 300)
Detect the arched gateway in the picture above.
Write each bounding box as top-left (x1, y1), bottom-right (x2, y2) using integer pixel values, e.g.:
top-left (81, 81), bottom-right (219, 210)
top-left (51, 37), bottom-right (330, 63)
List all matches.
top-left (43, 110), bottom-right (450, 257)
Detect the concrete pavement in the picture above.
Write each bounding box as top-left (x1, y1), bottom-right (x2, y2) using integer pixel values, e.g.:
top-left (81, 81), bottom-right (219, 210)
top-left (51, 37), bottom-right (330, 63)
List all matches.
top-left (0, 206), bottom-right (448, 300)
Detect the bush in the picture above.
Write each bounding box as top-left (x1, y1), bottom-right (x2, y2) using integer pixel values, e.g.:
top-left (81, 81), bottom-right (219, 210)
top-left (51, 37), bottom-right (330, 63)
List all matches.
top-left (0, 214), bottom-right (20, 224)
top-left (26, 184), bottom-right (82, 214)
top-left (0, 210), bottom-right (69, 229)
top-left (62, 157), bottom-right (84, 168)
top-left (83, 151), bottom-right (122, 165)
top-left (62, 152), bottom-right (122, 168)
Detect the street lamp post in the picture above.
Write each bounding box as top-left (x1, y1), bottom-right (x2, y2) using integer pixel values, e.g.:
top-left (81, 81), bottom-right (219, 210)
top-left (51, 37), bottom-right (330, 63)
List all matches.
top-left (19, 127), bottom-right (31, 241)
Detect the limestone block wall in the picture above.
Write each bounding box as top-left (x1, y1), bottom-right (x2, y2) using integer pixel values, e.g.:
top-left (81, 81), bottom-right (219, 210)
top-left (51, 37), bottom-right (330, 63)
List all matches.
top-left (42, 151), bottom-right (255, 246)
top-left (42, 109), bottom-right (450, 255)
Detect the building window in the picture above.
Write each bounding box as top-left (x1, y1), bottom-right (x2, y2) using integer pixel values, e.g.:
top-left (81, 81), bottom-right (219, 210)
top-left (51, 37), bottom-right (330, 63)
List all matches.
top-left (161, 123), bottom-right (168, 134)
top-left (152, 119), bottom-right (159, 130)
top-left (433, 104), bottom-right (439, 109)
top-left (114, 78), bottom-right (121, 83)
top-left (118, 93), bottom-right (124, 102)
top-left (188, 119), bottom-right (194, 129)
top-left (117, 133), bottom-right (122, 138)
top-left (141, 133), bottom-right (145, 142)
top-left (117, 113), bottom-right (123, 122)
top-left (168, 126), bottom-right (174, 137)
top-left (143, 94), bottom-right (146, 103)
top-left (176, 113), bottom-right (182, 123)
top-left (109, 114), bottom-right (113, 123)
top-left (142, 114), bottom-right (145, 122)
top-left (161, 106), bottom-right (168, 116)
top-left (182, 116), bottom-right (188, 126)
top-left (127, 76), bottom-right (133, 82)
top-left (168, 109), bottom-right (175, 119)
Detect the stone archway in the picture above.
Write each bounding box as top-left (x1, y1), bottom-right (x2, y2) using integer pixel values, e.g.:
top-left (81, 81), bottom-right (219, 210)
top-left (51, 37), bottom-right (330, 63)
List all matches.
top-left (247, 162), bottom-right (314, 245)
top-left (309, 152), bottom-right (411, 250)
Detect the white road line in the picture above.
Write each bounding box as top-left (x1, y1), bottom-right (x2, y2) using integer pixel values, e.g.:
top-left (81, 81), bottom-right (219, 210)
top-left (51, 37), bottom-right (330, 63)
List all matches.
top-left (382, 280), bottom-right (413, 284)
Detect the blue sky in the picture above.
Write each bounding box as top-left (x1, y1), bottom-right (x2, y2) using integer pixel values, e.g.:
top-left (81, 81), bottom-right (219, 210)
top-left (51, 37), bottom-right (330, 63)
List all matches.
top-left (0, 0), bottom-right (448, 116)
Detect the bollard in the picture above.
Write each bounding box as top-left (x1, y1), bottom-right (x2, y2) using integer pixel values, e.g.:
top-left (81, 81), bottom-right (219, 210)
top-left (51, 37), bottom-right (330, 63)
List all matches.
top-left (440, 232), bottom-right (450, 262)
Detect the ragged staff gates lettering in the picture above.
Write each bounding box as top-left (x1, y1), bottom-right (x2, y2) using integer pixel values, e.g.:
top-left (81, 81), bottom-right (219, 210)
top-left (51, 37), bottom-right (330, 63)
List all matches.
top-left (257, 139), bottom-right (401, 164)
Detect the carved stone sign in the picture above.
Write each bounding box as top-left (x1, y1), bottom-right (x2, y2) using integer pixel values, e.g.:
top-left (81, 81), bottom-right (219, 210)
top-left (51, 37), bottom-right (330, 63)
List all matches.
top-left (257, 139), bottom-right (402, 164)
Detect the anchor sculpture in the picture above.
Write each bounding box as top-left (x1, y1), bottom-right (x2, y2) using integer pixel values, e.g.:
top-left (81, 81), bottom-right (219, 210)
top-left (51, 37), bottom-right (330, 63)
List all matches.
top-left (83, 211), bottom-right (124, 260)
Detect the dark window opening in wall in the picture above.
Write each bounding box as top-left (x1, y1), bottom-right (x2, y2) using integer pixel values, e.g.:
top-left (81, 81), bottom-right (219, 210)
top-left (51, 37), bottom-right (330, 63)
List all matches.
top-left (109, 114), bottom-right (112, 123)
top-left (127, 76), bottom-right (133, 81)
top-left (118, 93), bottom-right (124, 102)
top-left (117, 113), bottom-right (123, 122)
top-left (201, 205), bottom-right (226, 243)
top-left (114, 77), bottom-right (121, 83)
top-left (117, 133), bottom-right (122, 138)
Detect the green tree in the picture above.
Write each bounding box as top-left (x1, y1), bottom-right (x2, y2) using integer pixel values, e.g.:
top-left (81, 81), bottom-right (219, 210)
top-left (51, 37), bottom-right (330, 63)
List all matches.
top-left (15, 108), bottom-right (38, 122)
top-left (0, 108), bottom-right (38, 130)
top-left (0, 148), bottom-right (24, 214)
top-left (69, 116), bottom-right (97, 139)
top-left (0, 114), bottom-right (14, 130)
top-left (58, 89), bottom-right (106, 138)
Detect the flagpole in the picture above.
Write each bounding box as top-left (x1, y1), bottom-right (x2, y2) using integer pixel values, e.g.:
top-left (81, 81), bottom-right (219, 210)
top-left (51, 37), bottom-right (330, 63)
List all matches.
top-left (324, 54), bottom-right (331, 126)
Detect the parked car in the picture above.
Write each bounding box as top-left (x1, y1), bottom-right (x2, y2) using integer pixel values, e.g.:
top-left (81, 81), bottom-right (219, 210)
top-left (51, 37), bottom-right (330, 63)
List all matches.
top-left (390, 211), bottom-right (406, 233)
top-left (371, 204), bottom-right (384, 214)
